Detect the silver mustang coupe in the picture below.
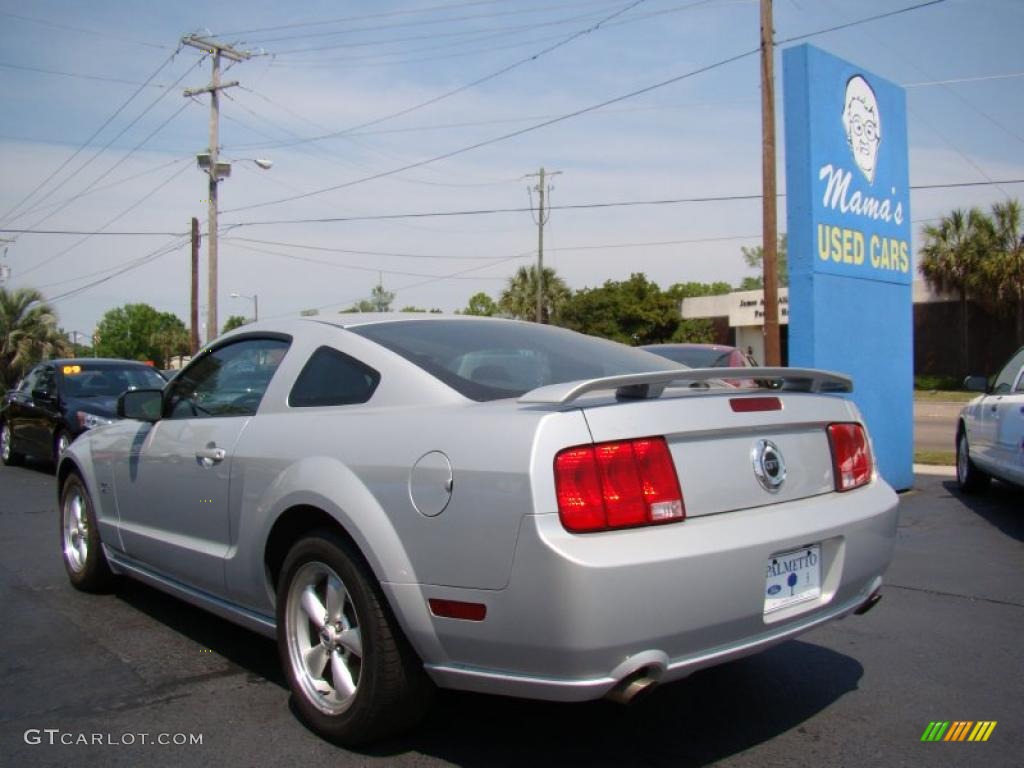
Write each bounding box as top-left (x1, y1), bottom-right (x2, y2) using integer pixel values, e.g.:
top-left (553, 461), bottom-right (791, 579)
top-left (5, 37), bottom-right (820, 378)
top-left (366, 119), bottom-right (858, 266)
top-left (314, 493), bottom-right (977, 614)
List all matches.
top-left (57, 315), bottom-right (898, 744)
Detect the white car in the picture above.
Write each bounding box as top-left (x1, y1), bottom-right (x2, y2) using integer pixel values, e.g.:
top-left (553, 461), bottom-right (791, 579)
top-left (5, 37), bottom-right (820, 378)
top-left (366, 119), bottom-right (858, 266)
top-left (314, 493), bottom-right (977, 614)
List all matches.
top-left (957, 346), bottom-right (1024, 491)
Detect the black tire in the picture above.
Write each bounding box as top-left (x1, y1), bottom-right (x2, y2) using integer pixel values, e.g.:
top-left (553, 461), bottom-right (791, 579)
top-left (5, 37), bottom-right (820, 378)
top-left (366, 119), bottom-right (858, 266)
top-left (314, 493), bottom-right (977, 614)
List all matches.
top-left (1, 419), bottom-right (24, 466)
top-left (956, 428), bottom-right (990, 494)
top-left (59, 473), bottom-right (114, 592)
top-left (276, 529), bottom-right (432, 745)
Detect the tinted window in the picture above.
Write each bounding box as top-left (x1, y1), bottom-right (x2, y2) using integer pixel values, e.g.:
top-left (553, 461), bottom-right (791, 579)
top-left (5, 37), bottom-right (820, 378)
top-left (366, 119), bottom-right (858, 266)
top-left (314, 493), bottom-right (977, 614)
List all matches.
top-left (993, 348), bottom-right (1024, 395)
top-left (350, 320), bottom-right (681, 402)
top-left (642, 346), bottom-right (734, 368)
top-left (59, 363), bottom-right (166, 397)
top-left (36, 366), bottom-right (57, 393)
top-left (18, 367), bottom-right (42, 393)
top-left (290, 346), bottom-right (379, 407)
top-left (167, 338), bottom-right (289, 418)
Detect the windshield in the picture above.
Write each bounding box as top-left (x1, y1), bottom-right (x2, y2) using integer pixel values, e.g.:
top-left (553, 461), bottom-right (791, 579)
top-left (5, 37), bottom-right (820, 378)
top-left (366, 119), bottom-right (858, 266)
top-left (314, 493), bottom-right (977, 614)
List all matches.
top-left (351, 319), bottom-right (684, 401)
top-left (60, 364), bottom-right (166, 398)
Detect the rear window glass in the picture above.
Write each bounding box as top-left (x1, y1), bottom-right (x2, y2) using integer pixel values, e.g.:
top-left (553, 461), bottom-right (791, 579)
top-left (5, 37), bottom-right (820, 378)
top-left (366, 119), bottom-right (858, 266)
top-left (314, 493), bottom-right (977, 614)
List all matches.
top-left (290, 346), bottom-right (380, 407)
top-left (641, 346), bottom-right (735, 368)
top-left (350, 319), bottom-right (682, 402)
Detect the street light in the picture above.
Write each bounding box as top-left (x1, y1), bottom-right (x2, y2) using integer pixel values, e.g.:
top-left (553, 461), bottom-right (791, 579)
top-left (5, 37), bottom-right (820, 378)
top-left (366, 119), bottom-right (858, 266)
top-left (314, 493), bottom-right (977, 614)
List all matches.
top-left (195, 154), bottom-right (271, 344)
top-left (230, 291), bottom-right (258, 322)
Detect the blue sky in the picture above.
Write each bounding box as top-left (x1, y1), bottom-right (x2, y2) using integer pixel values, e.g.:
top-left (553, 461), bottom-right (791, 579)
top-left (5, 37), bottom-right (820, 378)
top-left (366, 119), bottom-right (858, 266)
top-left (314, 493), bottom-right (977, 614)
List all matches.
top-left (1, 0), bottom-right (1021, 340)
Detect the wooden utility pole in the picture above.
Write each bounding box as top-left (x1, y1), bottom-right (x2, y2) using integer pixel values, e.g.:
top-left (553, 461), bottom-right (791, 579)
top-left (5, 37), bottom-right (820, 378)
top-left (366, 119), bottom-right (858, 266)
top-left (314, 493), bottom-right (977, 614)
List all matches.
top-left (190, 217), bottom-right (200, 354)
top-left (182, 35), bottom-right (250, 343)
top-left (526, 167), bottom-right (561, 323)
top-left (759, 0), bottom-right (782, 366)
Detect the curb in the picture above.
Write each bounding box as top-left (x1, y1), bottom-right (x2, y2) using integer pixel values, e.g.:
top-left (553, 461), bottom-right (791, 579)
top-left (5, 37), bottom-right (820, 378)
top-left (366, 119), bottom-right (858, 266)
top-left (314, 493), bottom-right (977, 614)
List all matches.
top-left (913, 464), bottom-right (956, 477)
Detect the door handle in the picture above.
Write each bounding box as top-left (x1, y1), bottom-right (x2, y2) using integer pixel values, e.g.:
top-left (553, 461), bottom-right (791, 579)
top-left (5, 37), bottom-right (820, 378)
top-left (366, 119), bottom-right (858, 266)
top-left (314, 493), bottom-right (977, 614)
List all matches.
top-left (195, 447), bottom-right (226, 465)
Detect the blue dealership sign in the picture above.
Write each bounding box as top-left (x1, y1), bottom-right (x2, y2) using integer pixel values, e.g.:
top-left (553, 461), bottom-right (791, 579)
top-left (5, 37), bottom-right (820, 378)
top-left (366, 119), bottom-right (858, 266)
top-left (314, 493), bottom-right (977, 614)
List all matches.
top-left (784, 44), bottom-right (913, 490)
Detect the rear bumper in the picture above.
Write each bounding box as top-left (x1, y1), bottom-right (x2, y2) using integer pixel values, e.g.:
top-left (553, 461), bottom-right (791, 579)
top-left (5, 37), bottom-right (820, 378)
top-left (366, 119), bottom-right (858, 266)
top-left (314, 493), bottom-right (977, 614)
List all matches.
top-left (390, 479), bottom-right (899, 701)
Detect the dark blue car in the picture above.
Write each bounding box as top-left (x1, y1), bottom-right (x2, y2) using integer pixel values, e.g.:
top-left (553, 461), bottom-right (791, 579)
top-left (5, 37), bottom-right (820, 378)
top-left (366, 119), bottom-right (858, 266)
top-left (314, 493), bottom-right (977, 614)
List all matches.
top-left (1, 359), bottom-right (167, 467)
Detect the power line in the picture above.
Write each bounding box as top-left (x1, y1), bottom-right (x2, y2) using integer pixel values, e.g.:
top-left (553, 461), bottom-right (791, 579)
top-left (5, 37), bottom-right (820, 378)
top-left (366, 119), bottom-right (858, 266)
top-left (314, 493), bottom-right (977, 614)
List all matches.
top-left (224, 0), bottom-right (947, 216)
top-left (45, 237), bottom-right (191, 305)
top-left (18, 161), bottom-right (194, 279)
top-left (6, 176), bottom-right (1021, 239)
top-left (223, 236), bottom-right (516, 259)
top-left (903, 71), bottom-right (1024, 87)
top-left (262, 1), bottom-right (628, 54)
top-left (0, 61), bottom-right (169, 88)
top-left (0, 11), bottom-right (172, 50)
top-left (0, 49), bottom-right (182, 227)
top-left (7, 157), bottom-right (193, 223)
top-left (214, 0), bottom-right (515, 38)
top-left (16, 98), bottom-right (196, 250)
top-left (223, 240), bottom-right (519, 279)
top-left (231, 0), bottom-right (648, 153)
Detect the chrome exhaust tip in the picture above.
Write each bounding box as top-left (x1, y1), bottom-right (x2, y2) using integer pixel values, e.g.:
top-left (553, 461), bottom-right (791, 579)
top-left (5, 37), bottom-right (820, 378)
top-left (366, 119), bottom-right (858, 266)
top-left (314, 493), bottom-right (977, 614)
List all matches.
top-left (605, 669), bottom-right (658, 705)
top-left (854, 590), bottom-right (882, 615)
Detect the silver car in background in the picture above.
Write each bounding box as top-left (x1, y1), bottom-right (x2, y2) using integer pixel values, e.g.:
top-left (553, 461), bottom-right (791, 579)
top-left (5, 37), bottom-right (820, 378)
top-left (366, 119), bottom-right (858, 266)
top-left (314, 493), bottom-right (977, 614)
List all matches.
top-left (957, 346), bottom-right (1024, 491)
top-left (57, 315), bottom-right (898, 744)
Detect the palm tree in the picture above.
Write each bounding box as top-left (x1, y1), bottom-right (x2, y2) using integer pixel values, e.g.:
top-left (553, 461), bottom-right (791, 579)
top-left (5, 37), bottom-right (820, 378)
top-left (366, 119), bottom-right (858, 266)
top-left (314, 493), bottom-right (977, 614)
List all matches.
top-left (989, 199), bottom-right (1024, 345)
top-left (919, 208), bottom-right (991, 377)
top-left (499, 266), bottom-right (570, 323)
top-left (0, 286), bottom-right (71, 393)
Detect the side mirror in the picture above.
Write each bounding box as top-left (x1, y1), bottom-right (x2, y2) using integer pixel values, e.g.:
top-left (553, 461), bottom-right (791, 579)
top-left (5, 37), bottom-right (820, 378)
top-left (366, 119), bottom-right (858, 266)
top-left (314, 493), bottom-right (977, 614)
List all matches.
top-left (118, 389), bottom-right (163, 421)
top-left (963, 375), bottom-right (989, 393)
top-left (32, 388), bottom-right (56, 405)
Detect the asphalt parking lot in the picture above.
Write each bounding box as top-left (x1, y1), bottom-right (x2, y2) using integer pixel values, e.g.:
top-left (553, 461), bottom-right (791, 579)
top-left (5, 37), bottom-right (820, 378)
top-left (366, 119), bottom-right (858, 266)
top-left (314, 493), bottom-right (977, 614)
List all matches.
top-left (1, 461), bottom-right (1020, 768)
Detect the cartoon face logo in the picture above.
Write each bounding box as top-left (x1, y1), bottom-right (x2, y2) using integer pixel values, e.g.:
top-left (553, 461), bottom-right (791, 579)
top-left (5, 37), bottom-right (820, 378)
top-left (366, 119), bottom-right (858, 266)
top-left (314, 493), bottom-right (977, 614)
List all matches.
top-left (842, 75), bottom-right (881, 183)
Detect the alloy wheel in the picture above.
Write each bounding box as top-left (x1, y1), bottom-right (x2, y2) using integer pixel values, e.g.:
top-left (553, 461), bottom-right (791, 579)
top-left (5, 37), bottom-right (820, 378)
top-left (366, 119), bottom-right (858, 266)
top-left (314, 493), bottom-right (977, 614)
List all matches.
top-left (285, 561), bottom-right (364, 716)
top-left (62, 486), bottom-right (89, 574)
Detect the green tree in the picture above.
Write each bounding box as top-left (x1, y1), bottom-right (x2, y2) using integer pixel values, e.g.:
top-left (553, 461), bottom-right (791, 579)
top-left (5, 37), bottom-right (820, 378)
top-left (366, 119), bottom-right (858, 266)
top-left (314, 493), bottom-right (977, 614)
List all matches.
top-left (462, 292), bottom-right (498, 317)
top-left (739, 234), bottom-right (788, 288)
top-left (343, 284), bottom-right (395, 313)
top-left (499, 265), bottom-right (570, 323)
top-left (222, 315), bottom-right (249, 333)
top-left (94, 304), bottom-right (188, 364)
top-left (151, 323), bottom-right (191, 368)
top-left (0, 286), bottom-right (71, 393)
top-left (559, 273), bottom-right (680, 345)
top-left (399, 306), bottom-right (443, 313)
top-left (988, 199), bottom-right (1024, 344)
top-left (665, 281), bottom-right (733, 302)
top-left (919, 208), bottom-right (992, 376)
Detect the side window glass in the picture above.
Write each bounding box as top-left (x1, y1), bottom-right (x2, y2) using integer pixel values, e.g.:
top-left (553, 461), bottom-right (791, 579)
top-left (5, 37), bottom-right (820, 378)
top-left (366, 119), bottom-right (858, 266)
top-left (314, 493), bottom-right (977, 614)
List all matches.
top-left (993, 349), bottom-right (1024, 395)
top-left (36, 367), bottom-right (56, 394)
top-left (166, 338), bottom-right (289, 419)
top-left (18, 367), bottom-right (41, 393)
top-left (289, 346), bottom-right (380, 407)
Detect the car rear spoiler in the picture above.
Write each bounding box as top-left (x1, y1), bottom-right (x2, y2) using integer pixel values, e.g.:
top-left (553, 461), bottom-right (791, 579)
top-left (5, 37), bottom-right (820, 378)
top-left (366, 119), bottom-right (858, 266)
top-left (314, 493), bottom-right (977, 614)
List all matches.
top-left (518, 367), bottom-right (853, 405)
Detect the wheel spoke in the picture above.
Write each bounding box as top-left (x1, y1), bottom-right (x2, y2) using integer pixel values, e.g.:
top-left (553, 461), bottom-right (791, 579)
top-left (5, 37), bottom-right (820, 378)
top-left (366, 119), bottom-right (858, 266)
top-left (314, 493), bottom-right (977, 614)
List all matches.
top-left (337, 627), bottom-right (362, 659)
top-left (331, 649), bottom-right (356, 698)
top-left (325, 575), bottom-right (346, 622)
top-left (77, 537), bottom-right (87, 564)
top-left (304, 645), bottom-right (329, 677)
top-left (301, 585), bottom-right (327, 628)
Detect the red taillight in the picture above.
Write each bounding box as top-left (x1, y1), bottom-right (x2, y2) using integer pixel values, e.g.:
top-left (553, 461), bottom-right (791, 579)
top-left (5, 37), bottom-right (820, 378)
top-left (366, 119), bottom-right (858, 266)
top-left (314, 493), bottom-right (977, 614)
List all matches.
top-left (827, 423), bottom-right (873, 491)
top-left (554, 437), bottom-right (684, 533)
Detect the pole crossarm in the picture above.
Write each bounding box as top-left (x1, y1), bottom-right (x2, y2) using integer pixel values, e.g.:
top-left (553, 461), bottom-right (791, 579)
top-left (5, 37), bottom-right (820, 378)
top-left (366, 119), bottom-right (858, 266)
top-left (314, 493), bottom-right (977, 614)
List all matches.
top-left (181, 34), bottom-right (252, 62)
top-left (183, 80), bottom-right (239, 98)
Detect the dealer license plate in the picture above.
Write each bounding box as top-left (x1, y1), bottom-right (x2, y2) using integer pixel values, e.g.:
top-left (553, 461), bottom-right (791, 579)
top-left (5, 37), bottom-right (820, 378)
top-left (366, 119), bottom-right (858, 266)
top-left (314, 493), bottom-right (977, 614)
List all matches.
top-left (764, 545), bottom-right (821, 613)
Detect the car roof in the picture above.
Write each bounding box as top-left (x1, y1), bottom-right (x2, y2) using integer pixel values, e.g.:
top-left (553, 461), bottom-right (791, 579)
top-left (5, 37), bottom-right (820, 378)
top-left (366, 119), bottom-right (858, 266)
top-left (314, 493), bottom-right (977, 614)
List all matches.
top-left (47, 358), bottom-right (161, 368)
top-left (641, 343), bottom-right (737, 352)
top-left (217, 313), bottom-right (515, 339)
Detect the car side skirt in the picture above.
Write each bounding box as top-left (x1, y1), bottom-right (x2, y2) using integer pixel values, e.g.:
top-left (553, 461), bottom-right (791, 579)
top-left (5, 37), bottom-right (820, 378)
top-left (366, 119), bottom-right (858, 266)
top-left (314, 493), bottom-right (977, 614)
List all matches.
top-left (105, 546), bottom-right (277, 639)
